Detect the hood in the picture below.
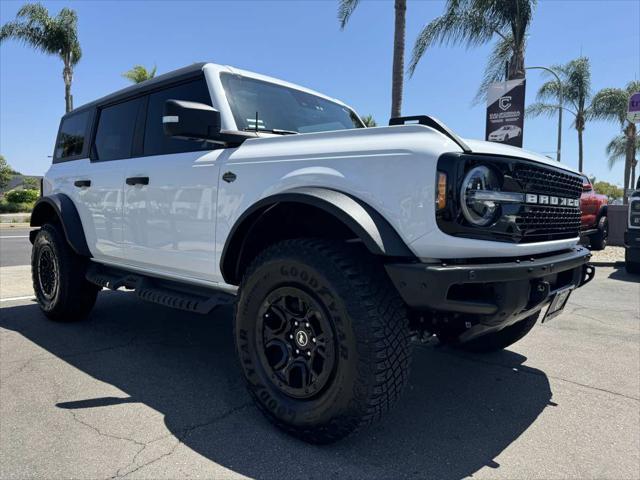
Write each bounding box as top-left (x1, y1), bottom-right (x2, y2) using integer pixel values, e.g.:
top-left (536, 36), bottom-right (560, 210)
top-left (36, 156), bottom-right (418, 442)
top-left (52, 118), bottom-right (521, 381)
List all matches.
top-left (463, 138), bottom-right (580, 175)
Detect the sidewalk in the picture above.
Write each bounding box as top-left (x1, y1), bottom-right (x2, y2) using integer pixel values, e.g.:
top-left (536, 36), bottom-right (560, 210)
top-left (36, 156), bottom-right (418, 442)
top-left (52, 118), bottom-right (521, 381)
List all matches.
top-left (0, 212), bottom-right (30, 224)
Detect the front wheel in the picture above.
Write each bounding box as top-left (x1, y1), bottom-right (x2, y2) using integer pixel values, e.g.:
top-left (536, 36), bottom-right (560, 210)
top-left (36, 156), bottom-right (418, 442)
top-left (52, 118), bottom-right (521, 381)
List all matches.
top-left (590, 216), bottom-right (608, 251)
top-left (31, 223), bottom-right (100, 322)
top-left (234, 239), bottom-right (412, 443)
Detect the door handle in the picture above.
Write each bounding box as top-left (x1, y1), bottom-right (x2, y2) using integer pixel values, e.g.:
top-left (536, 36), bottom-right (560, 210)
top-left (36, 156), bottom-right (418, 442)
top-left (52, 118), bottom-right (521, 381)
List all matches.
top-left (74, 179), bottom-right (91, 188)
top-left (126, 176), bottom-right (149, 186)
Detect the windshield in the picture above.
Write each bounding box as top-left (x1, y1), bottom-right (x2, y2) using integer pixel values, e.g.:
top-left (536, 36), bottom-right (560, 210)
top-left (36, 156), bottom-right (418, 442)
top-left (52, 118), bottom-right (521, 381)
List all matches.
top-left (220, 73), bottom-right (364, 134)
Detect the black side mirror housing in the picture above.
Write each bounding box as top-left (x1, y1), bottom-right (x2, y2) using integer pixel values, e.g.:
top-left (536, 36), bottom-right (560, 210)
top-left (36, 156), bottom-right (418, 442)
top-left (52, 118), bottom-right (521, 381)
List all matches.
top-left (163, 100), bottom-right (222, 141)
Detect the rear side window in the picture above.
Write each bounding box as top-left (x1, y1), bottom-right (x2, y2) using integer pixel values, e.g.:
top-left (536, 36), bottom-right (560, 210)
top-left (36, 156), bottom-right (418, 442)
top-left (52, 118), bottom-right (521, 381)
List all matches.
top-left (54, 110), bottom-right (91, 161)
top-left (94, 98), bottom-right (143, 161)
top-left (143, 78), bottom-right (213, 156)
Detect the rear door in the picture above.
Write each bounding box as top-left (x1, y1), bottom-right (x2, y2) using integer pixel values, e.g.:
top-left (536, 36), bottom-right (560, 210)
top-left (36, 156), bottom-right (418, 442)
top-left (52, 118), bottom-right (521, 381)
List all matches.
top-left (122, 77), bottom-right (224, 282)
top-left (81, 97), bottom-right (144, 261)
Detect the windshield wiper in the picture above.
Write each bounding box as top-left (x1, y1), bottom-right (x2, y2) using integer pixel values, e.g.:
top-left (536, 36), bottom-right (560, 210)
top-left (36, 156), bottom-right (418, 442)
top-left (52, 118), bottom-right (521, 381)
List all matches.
top-left (243, 128), bottom-right (299, 135)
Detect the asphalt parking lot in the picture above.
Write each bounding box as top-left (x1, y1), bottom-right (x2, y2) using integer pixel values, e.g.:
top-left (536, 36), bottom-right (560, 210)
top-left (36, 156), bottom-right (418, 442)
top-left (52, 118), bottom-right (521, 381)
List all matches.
top-left (1, 244), bottom-right (639, 479)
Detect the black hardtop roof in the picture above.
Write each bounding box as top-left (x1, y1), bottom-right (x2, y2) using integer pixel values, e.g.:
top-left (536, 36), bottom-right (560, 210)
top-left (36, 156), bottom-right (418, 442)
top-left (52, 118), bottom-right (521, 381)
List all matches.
top-left (65, 62), bottom-right (207, 118)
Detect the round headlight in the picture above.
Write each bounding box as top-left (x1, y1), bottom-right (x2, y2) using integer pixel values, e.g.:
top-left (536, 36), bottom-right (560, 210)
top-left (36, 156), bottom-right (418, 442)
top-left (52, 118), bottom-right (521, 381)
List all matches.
top-left (460, 166), bottom-right (501, 227)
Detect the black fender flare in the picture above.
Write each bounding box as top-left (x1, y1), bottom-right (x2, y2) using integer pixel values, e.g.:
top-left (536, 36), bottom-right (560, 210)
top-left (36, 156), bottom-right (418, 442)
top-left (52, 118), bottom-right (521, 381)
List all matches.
top-left (220, 187), bottom-right (415, 284)
top-left (30, 193), bottom-right (92, 257)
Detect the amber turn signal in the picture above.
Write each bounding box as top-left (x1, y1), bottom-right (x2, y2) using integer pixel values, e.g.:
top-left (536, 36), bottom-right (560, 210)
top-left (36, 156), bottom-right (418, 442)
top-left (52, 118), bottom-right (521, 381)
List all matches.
top-left (436, 172), bottom-right (447, 210)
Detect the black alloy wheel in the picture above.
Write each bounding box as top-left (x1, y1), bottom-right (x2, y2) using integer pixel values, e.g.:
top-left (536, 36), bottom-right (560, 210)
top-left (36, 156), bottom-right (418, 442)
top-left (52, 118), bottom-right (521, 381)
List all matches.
top-left (257, 287), bottom-right (336, 399)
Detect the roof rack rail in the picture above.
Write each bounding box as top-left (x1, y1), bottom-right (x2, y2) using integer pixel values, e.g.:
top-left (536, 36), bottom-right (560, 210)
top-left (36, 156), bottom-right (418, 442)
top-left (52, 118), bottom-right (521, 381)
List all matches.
top-left (389, 115), bottom-right (472, 153)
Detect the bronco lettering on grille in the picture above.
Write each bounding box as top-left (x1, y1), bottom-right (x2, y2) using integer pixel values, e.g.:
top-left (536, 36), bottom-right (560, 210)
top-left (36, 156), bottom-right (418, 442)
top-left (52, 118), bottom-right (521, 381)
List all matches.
top-left (525, 194), bottom-right (579, 207)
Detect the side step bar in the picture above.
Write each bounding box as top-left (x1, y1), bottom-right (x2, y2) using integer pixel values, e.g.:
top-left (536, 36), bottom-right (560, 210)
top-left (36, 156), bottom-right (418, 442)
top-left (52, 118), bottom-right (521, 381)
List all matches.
top-left (86, 264), bottom-right (234, 314)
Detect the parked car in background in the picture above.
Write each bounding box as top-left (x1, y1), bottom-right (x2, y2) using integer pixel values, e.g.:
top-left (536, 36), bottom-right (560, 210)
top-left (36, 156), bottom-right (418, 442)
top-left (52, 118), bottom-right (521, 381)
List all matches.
top-left (625, 178), bottom-right (640, 274)
top-left (580, 175), bottom-right (608, 250)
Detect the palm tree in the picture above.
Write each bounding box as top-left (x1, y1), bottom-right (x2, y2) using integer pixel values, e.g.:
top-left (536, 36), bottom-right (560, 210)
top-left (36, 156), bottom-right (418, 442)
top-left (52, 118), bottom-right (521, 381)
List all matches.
top-left (0, 3), bottom-right (81, 113)
top-left (605, 133), bottom-right (639, 184)
top-left (122, 64), bottom-right (157, 84)
top-left (527, 57), bottom-right (592, 172)
top-left (339, 0), bottom-right (406, 118)
top-left (409, 0), bottom-right (535, 102)
top-left (361, 115), bottom-right (377, 127)
top-left (591, 80), bottom-right (640, 202)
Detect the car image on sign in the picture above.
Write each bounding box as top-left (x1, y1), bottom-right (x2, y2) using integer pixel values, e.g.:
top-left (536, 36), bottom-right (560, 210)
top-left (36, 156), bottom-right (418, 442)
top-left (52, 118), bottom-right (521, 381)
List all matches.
top-left (488, 124), bottom-right (522, 142)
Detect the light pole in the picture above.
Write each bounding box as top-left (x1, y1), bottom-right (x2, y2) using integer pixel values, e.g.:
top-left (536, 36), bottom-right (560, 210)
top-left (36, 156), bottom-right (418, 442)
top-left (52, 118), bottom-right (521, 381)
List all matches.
top-left (526, 66), bottom-right (563, 163)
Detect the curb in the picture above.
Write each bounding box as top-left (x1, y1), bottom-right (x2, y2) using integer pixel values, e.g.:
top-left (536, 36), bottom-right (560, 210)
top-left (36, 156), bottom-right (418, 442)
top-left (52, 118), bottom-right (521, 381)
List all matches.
top-left (590, 261), bottom-right (625, 267)
top-left (0, 223), bottom-right (31, 229)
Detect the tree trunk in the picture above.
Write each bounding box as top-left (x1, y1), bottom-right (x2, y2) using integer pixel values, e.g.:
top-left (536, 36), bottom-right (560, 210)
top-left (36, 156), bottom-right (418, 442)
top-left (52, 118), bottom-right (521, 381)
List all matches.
top-left (577, 128), bottom-right (584, 173)
top-left (507, 45), bottom-right (525, 80)
top-left (63, 57), bottom-right (73, 113)
top-left (390, 0), bottom-right (406, 118)
top-left (623, 122), bottom-right (633, 204)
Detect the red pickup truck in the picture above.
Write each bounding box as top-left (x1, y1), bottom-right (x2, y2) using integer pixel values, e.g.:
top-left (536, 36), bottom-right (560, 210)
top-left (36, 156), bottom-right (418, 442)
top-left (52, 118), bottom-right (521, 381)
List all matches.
top-left (580, 175), bottom-right (608, 250)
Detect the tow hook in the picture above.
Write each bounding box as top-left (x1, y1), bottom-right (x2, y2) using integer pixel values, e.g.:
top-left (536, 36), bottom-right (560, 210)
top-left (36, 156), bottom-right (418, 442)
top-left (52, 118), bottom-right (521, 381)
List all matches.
top-left (530, 281), bottom-right (550, 307)
top-left (580, 264), bottom-right (596, 287)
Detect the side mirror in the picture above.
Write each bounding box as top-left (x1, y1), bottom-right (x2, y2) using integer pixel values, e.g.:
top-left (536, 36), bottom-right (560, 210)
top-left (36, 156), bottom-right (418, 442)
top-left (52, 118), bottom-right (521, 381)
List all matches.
top-left (163, 100), bottom-right (221, 141)
top-left (636, 177), bottom-right (640, 190)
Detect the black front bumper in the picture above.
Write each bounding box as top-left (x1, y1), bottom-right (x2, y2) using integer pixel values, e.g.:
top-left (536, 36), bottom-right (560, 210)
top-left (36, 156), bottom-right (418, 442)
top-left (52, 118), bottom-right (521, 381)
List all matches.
top-left (385, 246), bottom-right (594, 329)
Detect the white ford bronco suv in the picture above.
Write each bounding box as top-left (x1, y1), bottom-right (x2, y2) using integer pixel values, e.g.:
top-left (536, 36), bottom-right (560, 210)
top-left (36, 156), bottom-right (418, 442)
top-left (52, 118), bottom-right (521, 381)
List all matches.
top-left (30, 62), bottom-right (594, 443)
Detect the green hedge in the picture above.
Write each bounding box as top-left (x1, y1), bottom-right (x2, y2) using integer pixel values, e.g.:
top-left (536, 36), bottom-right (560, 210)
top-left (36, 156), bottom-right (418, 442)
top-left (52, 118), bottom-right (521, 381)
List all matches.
top-left (0, 200), bottom-right (34, 213)
top-left (5, 189), bottom-right (39, 204)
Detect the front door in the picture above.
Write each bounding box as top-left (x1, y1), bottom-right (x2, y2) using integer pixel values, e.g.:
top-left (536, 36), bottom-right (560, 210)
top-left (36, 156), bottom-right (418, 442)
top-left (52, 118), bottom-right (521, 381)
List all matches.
top-left (122, 78), bottom-right (223, 282)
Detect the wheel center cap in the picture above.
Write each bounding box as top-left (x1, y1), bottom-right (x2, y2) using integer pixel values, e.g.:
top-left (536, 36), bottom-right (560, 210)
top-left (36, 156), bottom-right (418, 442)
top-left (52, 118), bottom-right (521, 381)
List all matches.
top-left (295, 330), bottom-right (309, 347)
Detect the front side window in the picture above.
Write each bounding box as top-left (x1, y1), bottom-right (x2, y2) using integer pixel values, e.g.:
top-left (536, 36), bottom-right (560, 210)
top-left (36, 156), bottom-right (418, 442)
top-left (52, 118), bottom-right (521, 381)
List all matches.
top-left (54, 110), bottom-right (91, 160)
top-left (144, 78), bottom-right (213, 156)
top-left (220, 73), bottom-right (363, 134)
top-left (94, 98), bottom-right (143, 161)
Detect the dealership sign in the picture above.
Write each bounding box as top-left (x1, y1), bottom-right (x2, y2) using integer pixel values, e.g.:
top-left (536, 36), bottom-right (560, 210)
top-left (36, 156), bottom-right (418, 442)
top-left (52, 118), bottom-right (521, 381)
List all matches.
top-left (628, 92), bottom-right (640, 123)
top-left (486, 78), bottom-right (526, 147)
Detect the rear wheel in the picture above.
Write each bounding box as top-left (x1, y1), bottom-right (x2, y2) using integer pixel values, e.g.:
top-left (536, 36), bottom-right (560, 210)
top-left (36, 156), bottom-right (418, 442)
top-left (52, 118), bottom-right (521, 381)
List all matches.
top-left (590, 216), bottom-right (608, 251)
top-left (31, 223), bottom-right (99, 322)
top-left (453, 313), bottom-right (539, 353)
top-left (234, 239), bottom-right (412, 443)
top-left (626, 248), bottom-right (640, 274)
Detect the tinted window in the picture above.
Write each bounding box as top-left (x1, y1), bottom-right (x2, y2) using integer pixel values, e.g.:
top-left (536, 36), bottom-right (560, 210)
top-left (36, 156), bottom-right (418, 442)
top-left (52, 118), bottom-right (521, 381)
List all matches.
top-left (221, 73), bottom-right (363, 134)
top-left (143, 78), bottom-right (213, 156)
top-left (94, 98), bottom-right (142, 161)
top-left (54, 110), bottom-right (91, 160)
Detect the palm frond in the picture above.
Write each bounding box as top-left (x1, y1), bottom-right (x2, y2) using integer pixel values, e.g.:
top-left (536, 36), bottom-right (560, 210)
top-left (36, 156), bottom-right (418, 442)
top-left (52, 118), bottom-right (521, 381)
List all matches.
top-left (605, 133), bottom-right (640, 169)
top-left (337, 0), bottom-right (360, 29)
top-left (409, 5), bottom-right (498, 76)
top-left (590, 87), bottom-right (628, 125)
top-left (526, 102), bottom-right (558, 119)
top-left (122, 65), bottom-right (156, 84)
top-left (472, 30), bottom-right (513, 104)
top-left (0, 3), bottom-right (81, 63)
top-left (361, 114), bottom-right (377, 127)
top-left (626, 80), bottom-right (640, 96)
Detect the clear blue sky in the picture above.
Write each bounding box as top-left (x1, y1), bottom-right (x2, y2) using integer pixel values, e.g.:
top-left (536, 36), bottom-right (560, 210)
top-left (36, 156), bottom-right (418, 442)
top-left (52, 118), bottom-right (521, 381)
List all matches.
top-left (1, 0), bottom-right (638, 186)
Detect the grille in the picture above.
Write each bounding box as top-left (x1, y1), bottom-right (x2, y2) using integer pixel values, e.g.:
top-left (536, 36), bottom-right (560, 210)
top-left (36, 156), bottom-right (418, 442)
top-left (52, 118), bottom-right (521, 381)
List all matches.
top-left (515, 205), bottom-right (581, 242)
top-left (513, 164), bottom-right (583, 199)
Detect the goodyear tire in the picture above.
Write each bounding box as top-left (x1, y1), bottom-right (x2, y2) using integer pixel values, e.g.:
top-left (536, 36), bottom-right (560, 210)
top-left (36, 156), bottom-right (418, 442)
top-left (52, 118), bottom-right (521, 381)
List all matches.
top-left (455, 313), bottom-right (539, 353)
top-left (626, 248), bottom-right (640, 274)
top-left (31, 223), bottom-right (99, 322)
top-left (590, 216), bottom-right (608, 251)
top-left (234, 239), bottom-right (412, 443)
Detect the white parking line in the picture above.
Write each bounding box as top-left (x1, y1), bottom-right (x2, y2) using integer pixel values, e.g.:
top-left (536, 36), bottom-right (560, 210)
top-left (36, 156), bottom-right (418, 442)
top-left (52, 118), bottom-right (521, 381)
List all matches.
top-left (0, 295), bottom-right (35, 303)
top-left (0, 236), bottom-right (29, 239)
